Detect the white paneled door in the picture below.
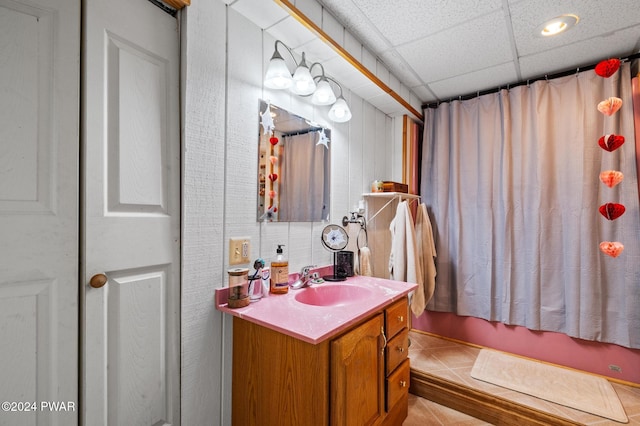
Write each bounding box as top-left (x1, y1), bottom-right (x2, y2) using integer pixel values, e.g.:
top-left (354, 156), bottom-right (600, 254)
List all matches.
top-left (0, 0), bottom-right (80, 425)
top-left (82, 0), bottom-right (180, 425)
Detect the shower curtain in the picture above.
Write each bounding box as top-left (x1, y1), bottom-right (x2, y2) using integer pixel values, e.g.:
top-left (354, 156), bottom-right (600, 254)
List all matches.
top-left (421, 62), bottom-right (640, 349)
top-left (279, 132), bottom-right (330, 222)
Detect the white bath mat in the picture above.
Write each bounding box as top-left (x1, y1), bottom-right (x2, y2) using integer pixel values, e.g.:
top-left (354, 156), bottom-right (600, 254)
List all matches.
top-left (470, 348), bottom-right (628, 423)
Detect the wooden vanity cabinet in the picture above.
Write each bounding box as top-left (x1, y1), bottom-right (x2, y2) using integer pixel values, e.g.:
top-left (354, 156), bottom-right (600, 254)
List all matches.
top-left (330, 314), bottom-right (385, 425)
top-left (231, 297), bottom-right (410, 426)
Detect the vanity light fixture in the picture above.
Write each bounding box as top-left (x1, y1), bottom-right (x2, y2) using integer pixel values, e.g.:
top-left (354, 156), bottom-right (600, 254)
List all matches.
top-left (326, 77), bottom-right (352, 123)
top-left (264, 39), bottom-right (352, 122)
top-left (311, 77), bottom-right (336, 105)
top-left (264, 41), bottom-right (294, 89)
top-left (291, 52), bottom-right (316, 96)
top-left (538, 14), bottom-right (579, 37)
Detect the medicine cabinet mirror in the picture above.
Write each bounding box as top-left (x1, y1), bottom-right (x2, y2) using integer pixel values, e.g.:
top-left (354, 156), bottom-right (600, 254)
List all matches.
top-left (257, 99), bottom-right (331, 222)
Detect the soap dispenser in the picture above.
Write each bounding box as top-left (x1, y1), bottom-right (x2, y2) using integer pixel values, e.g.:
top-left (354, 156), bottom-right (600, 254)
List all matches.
top-left (270, 244), bottom-right (289, 294)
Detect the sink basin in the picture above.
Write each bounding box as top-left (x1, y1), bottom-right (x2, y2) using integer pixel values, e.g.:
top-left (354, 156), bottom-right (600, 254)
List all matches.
top-left (294, 284), bottom-right (374, 307)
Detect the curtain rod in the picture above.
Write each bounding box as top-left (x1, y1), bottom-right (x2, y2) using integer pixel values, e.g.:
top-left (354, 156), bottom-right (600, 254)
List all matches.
top-left (423, 52), bottom-right (640, 109)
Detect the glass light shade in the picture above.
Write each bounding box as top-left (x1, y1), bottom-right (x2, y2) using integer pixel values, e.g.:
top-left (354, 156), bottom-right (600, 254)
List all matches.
top-left (328, 97), bottom-right (352, 122)
top-left (311, 79), bottom-right (336, 105)
top-left (291, 65), bottom-right (316, 95)
top-left (264, 55), bottom-right (293, 89)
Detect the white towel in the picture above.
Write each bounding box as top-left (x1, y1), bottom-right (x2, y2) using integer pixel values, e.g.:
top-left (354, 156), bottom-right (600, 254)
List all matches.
top-left (389, 201), bottom-right (423, 297)
top-left (414, 203), bottom-right (437, 315)
top-left (359, 246), bottom-right (372, 276)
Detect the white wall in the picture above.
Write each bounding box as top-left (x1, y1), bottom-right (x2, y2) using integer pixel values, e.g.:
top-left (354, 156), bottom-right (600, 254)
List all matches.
top-left (182, 1), bottom-right (403, 424)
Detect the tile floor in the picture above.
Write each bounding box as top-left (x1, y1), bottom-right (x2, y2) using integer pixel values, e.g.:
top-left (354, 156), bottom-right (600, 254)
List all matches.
top-left (404, 331), bottom-right (640, 425)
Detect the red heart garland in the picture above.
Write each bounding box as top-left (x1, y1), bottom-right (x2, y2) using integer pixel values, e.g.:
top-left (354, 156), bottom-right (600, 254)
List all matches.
top-left (600, 241), bottom-right (624, 258)
top-left (599, 170), bottom-right (624, 188)
top-left (594, 59), bottom-right (620, 78)
top-left (598, 134), bottom-right (625, 152)
top-left (599, 203), bottom-right (625, 220)
top-left (268, 173), bottom-right (278, 182)
top-left (269, 137), bottom-right (279, 146)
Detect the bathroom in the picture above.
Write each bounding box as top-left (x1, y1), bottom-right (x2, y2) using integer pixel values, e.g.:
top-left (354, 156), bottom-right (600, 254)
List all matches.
top-left (188, 0), bottom-right (640, 424)
top-left (1, 0), bottom-right (639, 425)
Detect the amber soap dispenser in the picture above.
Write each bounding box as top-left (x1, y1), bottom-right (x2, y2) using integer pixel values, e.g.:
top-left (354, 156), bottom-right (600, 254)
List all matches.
top-left (270, 244), bottom-right (289, 294)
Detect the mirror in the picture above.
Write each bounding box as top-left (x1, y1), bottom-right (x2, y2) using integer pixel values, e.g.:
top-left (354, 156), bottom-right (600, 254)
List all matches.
top-left (257, 99), bottom-right (331, 222)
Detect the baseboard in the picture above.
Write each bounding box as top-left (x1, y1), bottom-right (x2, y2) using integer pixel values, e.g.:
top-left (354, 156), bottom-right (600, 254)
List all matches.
top-left (409, 368), bottom-right (582, 426)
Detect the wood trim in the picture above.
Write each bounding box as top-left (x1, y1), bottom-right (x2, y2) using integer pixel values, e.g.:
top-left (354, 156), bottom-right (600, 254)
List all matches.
top-left (163, 0), bottom-right (190, 9)
top-left (402, 115), bottom-right (408, 184)
top-left (410, 329), bottom-right (486, 350)
top-left (409, 369), bottom-right (582, 426)
top-left (274, 0), bottom-right (424, 122)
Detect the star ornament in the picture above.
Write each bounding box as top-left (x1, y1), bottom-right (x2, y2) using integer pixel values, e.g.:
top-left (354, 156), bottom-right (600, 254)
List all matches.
top-left (316, 128), bottom-right (330, 149)
top-left (260, 103), bottom-right (275, 135)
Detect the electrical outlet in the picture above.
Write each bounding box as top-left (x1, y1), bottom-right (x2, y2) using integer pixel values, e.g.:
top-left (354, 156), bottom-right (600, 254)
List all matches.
top-left (609, 364), bottom-right (622, 372)
top-left (229, 237), bottom-right (251, 265)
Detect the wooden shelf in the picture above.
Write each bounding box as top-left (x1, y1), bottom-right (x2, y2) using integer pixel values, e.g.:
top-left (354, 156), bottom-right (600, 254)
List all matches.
top-left (363, 192), bottom-right (420, 224)
top-left (363, 192), bottom-right (420, 199)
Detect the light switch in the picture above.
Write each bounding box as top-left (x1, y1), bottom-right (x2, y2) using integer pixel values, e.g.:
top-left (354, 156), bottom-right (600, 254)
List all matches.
top-left (229, 237), bottom-right (251, 265)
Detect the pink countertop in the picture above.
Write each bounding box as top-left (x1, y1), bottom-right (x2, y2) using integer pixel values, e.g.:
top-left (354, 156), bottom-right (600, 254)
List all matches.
top-left (215, 274), bottom-right (417, 345)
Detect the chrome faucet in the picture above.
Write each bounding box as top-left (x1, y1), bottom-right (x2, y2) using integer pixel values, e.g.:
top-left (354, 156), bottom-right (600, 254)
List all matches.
top-left (290, 265), bottom-right (316, 290)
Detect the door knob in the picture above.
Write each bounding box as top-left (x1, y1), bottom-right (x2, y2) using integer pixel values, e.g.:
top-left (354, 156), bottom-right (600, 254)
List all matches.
top-left (89, 273), bottom-right (108, 288)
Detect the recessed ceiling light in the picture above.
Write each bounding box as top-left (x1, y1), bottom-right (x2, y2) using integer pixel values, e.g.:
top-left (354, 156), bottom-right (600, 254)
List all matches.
top-left (538, 14), bottom-right (579, 37)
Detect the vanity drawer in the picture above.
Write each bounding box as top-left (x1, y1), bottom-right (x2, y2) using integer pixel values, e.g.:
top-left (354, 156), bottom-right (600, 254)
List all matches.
top-left (385, 298), bottom-right (408, 339)
top-left (386, 328), bottom-right (409, 375)
top-left (386, 358), bottom-right (410, 411)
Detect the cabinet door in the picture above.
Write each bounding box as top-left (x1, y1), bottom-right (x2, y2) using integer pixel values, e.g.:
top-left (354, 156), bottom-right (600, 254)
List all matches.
top-left (331, 314), bottom-right (385, 426)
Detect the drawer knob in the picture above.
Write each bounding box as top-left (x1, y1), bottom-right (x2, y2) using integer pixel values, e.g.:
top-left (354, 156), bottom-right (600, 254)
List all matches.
top-left (396, 346), bottom-right (404, 353)
top-left (397, 315), bottom-right (404, 322)
top-left (399, 380), bottom-right (407, 388)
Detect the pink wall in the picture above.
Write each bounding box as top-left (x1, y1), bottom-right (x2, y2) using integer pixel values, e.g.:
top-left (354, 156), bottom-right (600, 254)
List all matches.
top-left (412, 310), bottom-right (640, 384)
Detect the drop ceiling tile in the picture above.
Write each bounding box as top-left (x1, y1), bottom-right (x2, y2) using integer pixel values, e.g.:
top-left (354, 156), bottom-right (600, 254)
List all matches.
top-left (428, 62), bottom-right (518, 100)
top-left (231, 0), bottom-right (289, 30)
top-left (319, 0), bottom-right (391, 53)
top-left (397, 11), bottom-right (513, 83)
top-left (296, 37), bottom-right (339, 63)
top-left (266, 15), bottom-right (317, 50)
top-left (519, 26), bottom-right (640, 79)
top-left (509, 0), bottom-right (640, 56)
top-left (322, 55), bottom-right (372, 90)
top-left (349, 0), bottom-right (503, 46)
